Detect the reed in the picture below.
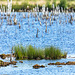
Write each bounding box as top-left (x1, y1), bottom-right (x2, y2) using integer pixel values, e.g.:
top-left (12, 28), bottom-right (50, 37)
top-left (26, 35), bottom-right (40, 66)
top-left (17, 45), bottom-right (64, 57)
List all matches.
top-left (45, 46), bottom-right (63, 59)
top-left (26, 45), bottom-right (44, 59)
top-left (14, 45), bottom-right (27, 59)
top-left (13, 45), bottom-right (67, 60)
top-left (27, 45), bottom-right (35, 59)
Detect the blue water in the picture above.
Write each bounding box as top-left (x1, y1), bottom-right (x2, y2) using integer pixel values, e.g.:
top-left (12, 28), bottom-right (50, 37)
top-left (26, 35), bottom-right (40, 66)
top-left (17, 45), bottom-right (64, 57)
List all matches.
top-left (0, 59), bottom-right (75, 75)
top-left (0, 12), bottom-right (75, 54)
top-left (0, 12), bottom-right (75, 75)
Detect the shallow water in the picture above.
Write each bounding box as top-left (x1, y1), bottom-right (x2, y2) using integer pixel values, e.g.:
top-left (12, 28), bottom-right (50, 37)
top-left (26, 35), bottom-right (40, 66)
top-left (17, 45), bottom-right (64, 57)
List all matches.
top-left (0, 59), bottom-right (75, 75)
top-left (0, 12), bottom-right (75, 75)
top-left (0, 12), bottom-right (75, 54)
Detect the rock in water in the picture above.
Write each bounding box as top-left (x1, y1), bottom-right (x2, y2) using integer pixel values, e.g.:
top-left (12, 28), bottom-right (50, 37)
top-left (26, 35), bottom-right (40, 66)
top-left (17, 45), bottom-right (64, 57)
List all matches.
top-left (10, 61), bottom-right (17, 65)
top-left (33, 64), bottom-right (45, 69)
top-left (0, 54), bottom-right (6, 59)
top-left (19, 61), bottom-right (23, 63)
top-left (40, 65), bottom-right (45, 68)
top-left (33, 64), bottom-right (40, 69)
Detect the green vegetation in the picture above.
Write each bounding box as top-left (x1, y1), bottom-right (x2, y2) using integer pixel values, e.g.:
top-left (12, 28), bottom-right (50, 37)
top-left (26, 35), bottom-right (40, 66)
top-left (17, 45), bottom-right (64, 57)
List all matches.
top-left (45, 46), bottom-right (66, 59)
top-left (12, 2), bottom-right (36, 11)
top-left (46, 1), bottom-right (52, 11)
top-left (0, 0), bottom-right (75, 11)
top-left (53, 0), bottom-right (57, 8)
top-left (13, 45), bottom-right (67, 60)
top-left (59, 0), bottom-right (67, 8)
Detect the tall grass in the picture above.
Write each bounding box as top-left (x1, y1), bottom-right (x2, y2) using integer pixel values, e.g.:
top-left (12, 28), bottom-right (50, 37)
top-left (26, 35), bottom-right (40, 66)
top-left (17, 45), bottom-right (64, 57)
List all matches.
top-left (13, 45), bottom-right (67, 60)
top-left (27, 45), bottom-right (35, 59)
top-left (14, 45), bottom-right (27, 59)
top-left (45, 46), bottom-right (67, 59)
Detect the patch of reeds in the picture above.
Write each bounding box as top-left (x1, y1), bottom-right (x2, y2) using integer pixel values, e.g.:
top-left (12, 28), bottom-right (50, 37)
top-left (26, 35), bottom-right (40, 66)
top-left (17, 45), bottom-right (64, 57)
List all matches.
top-left (45, 46), bottom-right (65, 59)
top-left (13, 45), bottom-right (67, 60)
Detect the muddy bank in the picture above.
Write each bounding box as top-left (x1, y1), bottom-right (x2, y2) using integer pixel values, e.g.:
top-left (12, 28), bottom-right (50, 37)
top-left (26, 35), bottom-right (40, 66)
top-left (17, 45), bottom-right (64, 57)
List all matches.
top-left (0, 60), bottom-right (17, 67)
top-left (0, 54), bottom-right (15, 59)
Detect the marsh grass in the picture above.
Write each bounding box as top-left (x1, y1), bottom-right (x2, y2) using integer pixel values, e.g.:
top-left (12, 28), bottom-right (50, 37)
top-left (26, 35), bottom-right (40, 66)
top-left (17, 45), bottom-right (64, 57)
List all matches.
top-left (13, 45), bottom-right (67, 60)
top-left (45, 46), bottom-right (63, 59)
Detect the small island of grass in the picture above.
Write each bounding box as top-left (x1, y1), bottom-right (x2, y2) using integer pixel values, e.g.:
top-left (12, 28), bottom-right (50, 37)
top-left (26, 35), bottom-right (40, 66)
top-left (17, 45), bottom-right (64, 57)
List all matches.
top-left (13, 45), bottom-right (67, 60)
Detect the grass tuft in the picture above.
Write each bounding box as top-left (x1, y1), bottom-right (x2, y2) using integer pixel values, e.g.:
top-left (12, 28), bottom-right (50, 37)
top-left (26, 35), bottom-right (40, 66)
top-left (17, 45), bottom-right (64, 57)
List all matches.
top-left (13, 45), bottom-right (67, 60)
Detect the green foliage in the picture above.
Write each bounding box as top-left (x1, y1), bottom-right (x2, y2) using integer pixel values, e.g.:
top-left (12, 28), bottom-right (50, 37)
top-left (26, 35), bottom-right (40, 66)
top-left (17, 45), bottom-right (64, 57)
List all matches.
top-left (14, 45), bottom-right (23, 59)
top-left (31, 48), bottom-right (44, 59)
top-left (12, 2), bottom-right (28, 11)
top-left (53, 0), bottom-right (57, 8)
top-left (61, 52), bottom-right (67, 58)
top-left (59, 0), bottom-right (67, 8)
top-left (12, 2), bottom-right (36, 11)
top-left (13, 45), bottom-right (67, 60)
top-left (0, 0), bottom-right (75, 11)
top-left (46, 1), bottom-right (52, 10)
top-left (45, 48), bottom-right (50, 58)
top-left (26, 45), bottom-right (44, 59)
top-left (27, 45), bottom-right (35, 59)
top-left (37, 49), bottom-right (45, 59)
top-left (45, 46), bottom-right (63, 59)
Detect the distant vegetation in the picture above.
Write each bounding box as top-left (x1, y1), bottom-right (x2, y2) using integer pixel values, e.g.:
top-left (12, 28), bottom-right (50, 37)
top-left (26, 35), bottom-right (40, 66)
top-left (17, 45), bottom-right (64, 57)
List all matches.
top-left (59, 0), bottom-right (67, 8)
top-left (13, 45), bottom-right (67, 60)
top-left (0, 0), bottom-right (75, 1)
top-left (0, 0), bottom-right (75, 11)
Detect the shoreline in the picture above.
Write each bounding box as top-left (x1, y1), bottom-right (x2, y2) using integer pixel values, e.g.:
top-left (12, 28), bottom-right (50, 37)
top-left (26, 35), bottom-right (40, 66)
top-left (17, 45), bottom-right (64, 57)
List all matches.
top-left (0, 53), bottom-right (75, 60)
top-left (0, 57), bottom-right (75, 69)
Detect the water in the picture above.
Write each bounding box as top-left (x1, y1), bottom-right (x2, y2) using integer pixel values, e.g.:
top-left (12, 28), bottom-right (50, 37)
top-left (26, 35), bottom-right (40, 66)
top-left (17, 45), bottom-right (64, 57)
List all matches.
top-left (0, 12), bottom-right (75, 75)
top-left (0, 12), bottom-right (75, 54)
top-left (0, 59), bottom-right (75, 75)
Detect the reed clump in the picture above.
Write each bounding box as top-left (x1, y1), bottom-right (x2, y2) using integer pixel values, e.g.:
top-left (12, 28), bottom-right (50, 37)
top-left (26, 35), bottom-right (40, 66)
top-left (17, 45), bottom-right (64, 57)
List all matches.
top-left (13, 45), bottom-right (67, 60)
top-left (45, 46), bottom-right (67, 59)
